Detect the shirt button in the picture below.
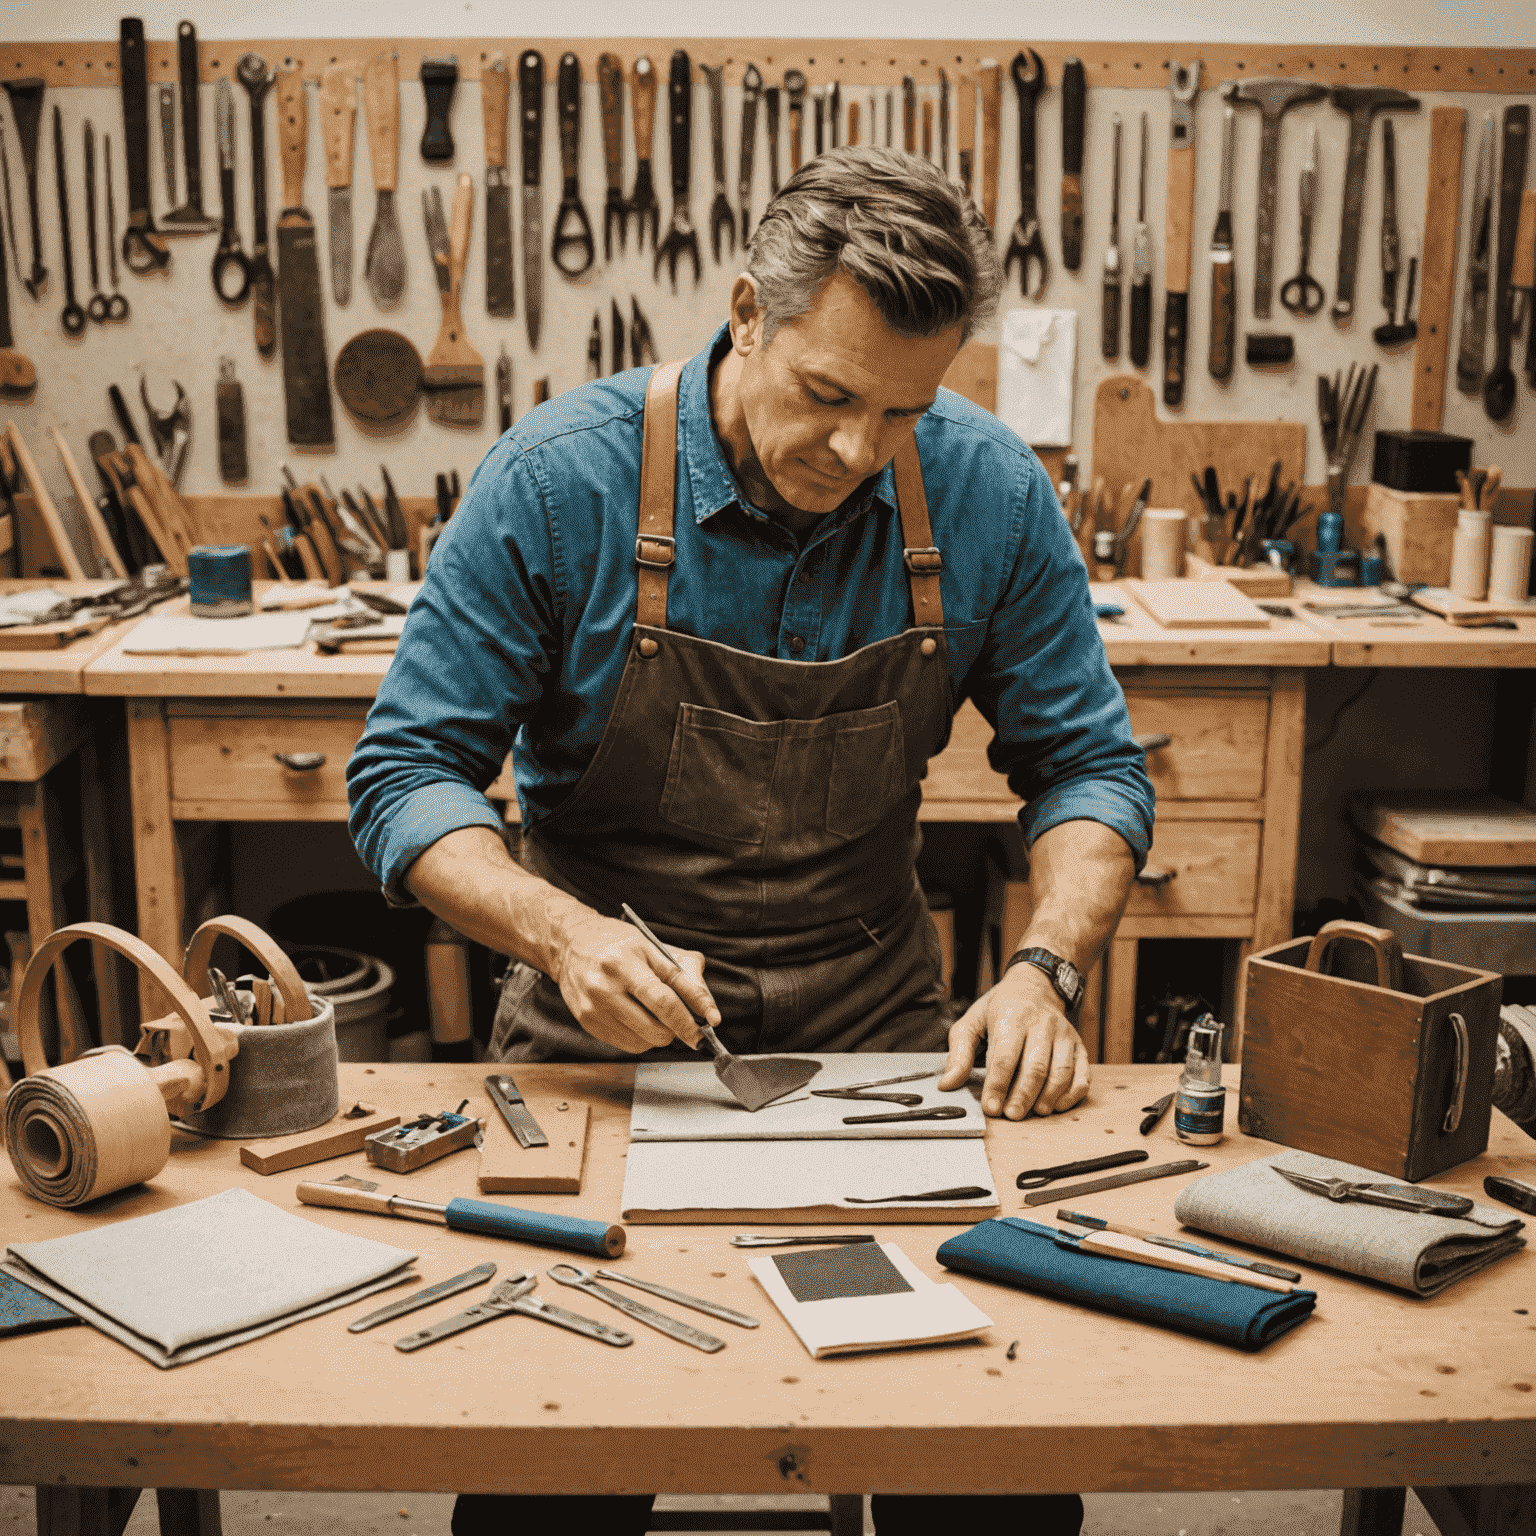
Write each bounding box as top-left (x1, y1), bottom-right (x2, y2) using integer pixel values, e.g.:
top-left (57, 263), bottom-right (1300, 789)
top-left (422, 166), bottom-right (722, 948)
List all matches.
top-left (790, 636), bottom-right (805, 654)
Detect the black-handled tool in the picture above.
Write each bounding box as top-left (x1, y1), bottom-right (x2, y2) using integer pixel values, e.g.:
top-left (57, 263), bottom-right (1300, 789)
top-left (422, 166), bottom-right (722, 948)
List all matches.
top-left (844, 1186), bottom-right (992, 1204)
top-left (1, 77), bottom-right (48, 297)
top-left (1101, 112), bottom-right (1122, 359)
top-left (703, 63), bottom-right (734, 264)
top-left (656, 51), bottom-right (701, 290)
top-left (1484, 1175), bottom-right (1536, 1216)
top-left (1483, 104), bottom-right (1529, 423)
top-left (50, 108), bottom-right (85, 338)
top-left (82, 122), bottom-right (109, 323)
top-left (551, 54), bottom-right (595, 277)
top-left (597, 52), bottom-right (626, 260)
top-left (1003, 50), bottom-right (1048, 299)
top-left (738, 64), bottom-right (762, 244)
top-left (1129, 111), bottom-right (1151, 369)
top-left (419, 56), bottom-right (458, 162)
top-left (210, 78), bottom-right (251, 305)
top-left (163, 22), bottom-right (217, 234)
top-left (117, 21), bottom-right (170, 274)
top-left (1140, 1092), bottom-right (1175, 1134)
top-left (1017, 1149), bottom-right (1147, 1191)
top-left (1022, 1158), bottom-right (1208, 1208)
top-left (841, 1105), bottom-right (967, 1125)
top-left (519, 50), bottom-right (544, 350)
top-left (1060, 56), bottom-right (1085, 273)
top-left (236, 54), bottom-right (276, 357)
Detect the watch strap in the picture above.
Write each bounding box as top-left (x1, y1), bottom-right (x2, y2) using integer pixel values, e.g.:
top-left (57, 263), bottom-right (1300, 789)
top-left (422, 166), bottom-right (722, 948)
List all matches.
top-left (1002, 946), bottom-right (1085, 1020)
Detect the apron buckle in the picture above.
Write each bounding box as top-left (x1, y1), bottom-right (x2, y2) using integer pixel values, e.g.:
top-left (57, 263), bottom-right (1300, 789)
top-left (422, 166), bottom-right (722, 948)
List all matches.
top-left (635, 534), bottom-right (676, 569)
top-left (903, 545), bottom-right (943, 574)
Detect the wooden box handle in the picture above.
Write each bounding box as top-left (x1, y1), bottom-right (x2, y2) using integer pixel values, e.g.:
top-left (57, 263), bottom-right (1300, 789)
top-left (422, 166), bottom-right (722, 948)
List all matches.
top-left (1303, 920), bottom-right (1405, 992)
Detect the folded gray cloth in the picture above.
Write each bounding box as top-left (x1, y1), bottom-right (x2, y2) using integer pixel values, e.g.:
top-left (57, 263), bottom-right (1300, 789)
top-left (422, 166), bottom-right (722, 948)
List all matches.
top-left (1173, 1149), bottom-right (1525, 1297)
top-left (4, 1187), bottom-right (415, 1367)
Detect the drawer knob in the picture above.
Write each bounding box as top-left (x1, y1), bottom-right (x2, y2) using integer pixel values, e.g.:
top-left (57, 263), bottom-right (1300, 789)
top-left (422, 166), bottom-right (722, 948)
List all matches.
top-left (274, 752), bottom-right (328, 772)
top-left (1134, 866), bottom-right (1177, 888)
top-left (1132, 732), bottom-right (1173, 753)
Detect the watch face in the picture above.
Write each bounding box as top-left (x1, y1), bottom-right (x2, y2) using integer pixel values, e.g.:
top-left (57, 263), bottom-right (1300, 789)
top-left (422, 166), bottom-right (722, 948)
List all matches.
top-left (1056, 959), bottom-right (1082, 1000)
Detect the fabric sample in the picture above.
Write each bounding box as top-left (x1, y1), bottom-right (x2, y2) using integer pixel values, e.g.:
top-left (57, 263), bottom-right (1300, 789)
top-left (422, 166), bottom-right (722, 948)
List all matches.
top-left (0, 1267), bottom-right (80, 1338)
top-left (773, 1241), bottom-right (915, 1302)
top-left (1173, 1149), bottom-right (1524, 1297)
top-left (936, 1217), bottom-right (1317, 1351)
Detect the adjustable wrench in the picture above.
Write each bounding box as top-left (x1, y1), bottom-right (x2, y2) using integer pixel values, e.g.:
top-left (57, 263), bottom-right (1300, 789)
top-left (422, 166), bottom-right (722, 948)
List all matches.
top-left (703, 64), bottom-right (734, 262)
top-left (1003, 50), bottom-right (1048, 300)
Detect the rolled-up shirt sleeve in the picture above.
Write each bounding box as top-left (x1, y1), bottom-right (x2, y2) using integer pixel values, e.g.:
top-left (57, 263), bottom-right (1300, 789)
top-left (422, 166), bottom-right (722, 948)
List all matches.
top-left (964, 453), bottom-right (1155, 870)
top-left (347, 441), bottom-right (561, 902)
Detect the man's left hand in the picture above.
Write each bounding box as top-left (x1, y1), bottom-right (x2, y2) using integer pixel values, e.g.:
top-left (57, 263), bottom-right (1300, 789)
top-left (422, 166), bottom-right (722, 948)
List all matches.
top-left (937, 964), bottom-right (1090, 1119)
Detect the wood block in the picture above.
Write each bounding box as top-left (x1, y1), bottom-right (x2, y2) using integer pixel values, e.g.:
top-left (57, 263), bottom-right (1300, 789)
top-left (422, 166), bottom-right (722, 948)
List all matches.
top-left (0, 617), bottom-right (109, 651)
top-left (1361, 483), bottom-right (1460, 586)
top-left (1124, 579), bottom-right (1271, 629)
top-left (1181, 552), bottom-right (1292, 597)
top-left (477, 1099), bottom-right (589, 1193)
top-left (238, 1107), bottom-right (401, 1174)
top-left (1348, 790), bottom-right (1536, 868)
top-left (1405, 586), bottom-right (1536, 625)
top-left (0, 698), bottom-right (90, 782)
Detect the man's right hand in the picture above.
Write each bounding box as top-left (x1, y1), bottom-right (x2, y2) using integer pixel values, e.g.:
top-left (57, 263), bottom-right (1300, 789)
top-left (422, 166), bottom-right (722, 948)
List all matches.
top-left (553, 913), bottom-right (719, 1055)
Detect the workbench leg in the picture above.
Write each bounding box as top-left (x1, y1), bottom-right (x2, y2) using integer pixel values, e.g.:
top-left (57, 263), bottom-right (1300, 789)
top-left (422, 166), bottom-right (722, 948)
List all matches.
top-left (1078, 956), bottom-right (1104, 1064)
top-left (17, 775), bottom-right (90, 1059)
top-left (826, 1495), bottom-right (863, 1536)
top-left (155, 1490), bottom-right (222, 1536)
top-left (1339, 1488), bottom-right (1406, 1536)
top-left (34, 1488), bottom-right (141, 1536)
top-left (78, 736), bottom-right (129, 1048)
top-left (126, 700), bottom-right (180, 1020)
top-left (1102, 937), bottom-right (1139, 1063)
top-left (1415, 1483), bottom-right (1536, 1536)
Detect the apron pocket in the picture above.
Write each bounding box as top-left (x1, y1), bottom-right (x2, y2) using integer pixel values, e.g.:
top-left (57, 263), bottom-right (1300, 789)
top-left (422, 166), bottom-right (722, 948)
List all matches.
top-left (660, 704), bottom-right (779, 845)
top-left (826, 699), bottom-right (907, 840)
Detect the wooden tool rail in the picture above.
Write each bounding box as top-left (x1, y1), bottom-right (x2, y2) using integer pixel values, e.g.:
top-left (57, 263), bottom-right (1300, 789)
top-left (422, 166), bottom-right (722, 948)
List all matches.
top-left (2, 40), bottom-right (1534, 92)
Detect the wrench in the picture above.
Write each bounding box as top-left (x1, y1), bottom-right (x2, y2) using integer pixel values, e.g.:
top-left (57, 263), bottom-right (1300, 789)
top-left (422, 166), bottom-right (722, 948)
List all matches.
top-left (141, 377), bottom-right (190, 490)
top-left (51, 107), bottom-right (85, 337)
top-left (764, 86), bottom-right (780, 196)
top-left (655, 50), bottom-right (701, 290)
top-left (550, 53), bottom-right (595, 277)
top-left (235, 55), bottom-right (277, 358)
top-left (785, 70), bottom-right (807, 174)
top-left (703, 64), bottom-right (734, 263)
top-left (117, 22), bottom-right (170, 274)
top-left (627, 58), bottom-right (660, 253)
top-left (598, 52), bottom-right (627, 260)
top-left (82, 121), bottom-right (110, 323)
top-left (546, 1264), bottom-right (725, 1353)
top-left (210, 77), bottom-right (251, 306)
top-left (1003, 50), bottom-right (1048, 300)
top-left (101, 134), bottom-right (129, 320)
top-left (738, 64), bottom-right (762, 244)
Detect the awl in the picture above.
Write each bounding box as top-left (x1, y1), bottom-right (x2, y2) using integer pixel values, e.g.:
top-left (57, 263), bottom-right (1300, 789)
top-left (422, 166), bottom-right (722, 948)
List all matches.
top-left (1060, 56), bottom-right (1085, 272)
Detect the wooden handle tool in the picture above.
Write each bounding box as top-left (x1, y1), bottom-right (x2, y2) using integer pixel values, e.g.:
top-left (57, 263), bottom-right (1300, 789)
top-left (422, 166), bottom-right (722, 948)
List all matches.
top-left (49, 428), bottom-right (128, 578)
top-left (1409, 107), bottom-right (1467, 431)
top-left (978, 60), bottom-right (1002, 234)
top-left (361, 51), bottom-right (398, 192)
top-left (6, 421), bottom-right (87, 578)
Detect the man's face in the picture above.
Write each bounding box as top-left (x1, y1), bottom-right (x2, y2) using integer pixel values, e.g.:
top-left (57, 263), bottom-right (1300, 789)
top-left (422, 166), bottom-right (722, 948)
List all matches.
top-left (734, 271), bottom-right (964, 514)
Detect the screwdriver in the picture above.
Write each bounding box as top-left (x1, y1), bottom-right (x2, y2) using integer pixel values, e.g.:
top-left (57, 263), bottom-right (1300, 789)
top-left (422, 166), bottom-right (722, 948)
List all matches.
top-left (1102, 113), bottom-right (1122, 359)
top-left (1129, 112), bottom-right (1152, 369)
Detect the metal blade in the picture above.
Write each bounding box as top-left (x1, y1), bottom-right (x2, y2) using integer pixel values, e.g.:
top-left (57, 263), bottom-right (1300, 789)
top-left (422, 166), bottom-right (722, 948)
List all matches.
top-left (522, 185), bottom-right (542, 348)
top-left (328, 185), bottom-right (352, 305)
top-left (348, 1262), bottom-right (496, 1333)
top-left (486, 172), bottom-right (514, 317)
top-left (276, 212), bottom-right (336, 446)
top-left (485, 1072), bottom-right (548, 1148)
top-left (364, 188), bottom-right (406, 307)
top-left (714, 1052), bottom-right (821, 1112)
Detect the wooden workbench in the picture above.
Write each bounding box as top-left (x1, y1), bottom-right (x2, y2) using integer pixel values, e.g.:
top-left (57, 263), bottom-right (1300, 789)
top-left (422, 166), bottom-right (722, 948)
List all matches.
top-left (1, 1061), bottom-right (1531, 1536)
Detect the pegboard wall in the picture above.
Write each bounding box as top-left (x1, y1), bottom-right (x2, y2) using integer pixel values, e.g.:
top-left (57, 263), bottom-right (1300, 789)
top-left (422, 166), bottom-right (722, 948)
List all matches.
top-left (0, 35), bottom-right (1531, 548)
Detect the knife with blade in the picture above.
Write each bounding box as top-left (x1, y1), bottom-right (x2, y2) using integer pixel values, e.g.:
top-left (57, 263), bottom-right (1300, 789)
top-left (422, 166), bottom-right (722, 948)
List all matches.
top-left (319, 61), bottom-right (359, 306)
top-left (361, 49), bottom-right (406, 308)
top-left (520, 50), bottom-right (544, 350)
top-left (486, 1072), bottom-right (549, 1148)
top-left (275, 60), bottom-right (335, 447)
top-left (1061, 56), bottom-right (1085, 272)
top-left (482, 52), bottom-right (514, 317)
top-left (348, 1262), bottom-right (497, 1333)
top-left (1209, 103), bottom-right (1236, 382)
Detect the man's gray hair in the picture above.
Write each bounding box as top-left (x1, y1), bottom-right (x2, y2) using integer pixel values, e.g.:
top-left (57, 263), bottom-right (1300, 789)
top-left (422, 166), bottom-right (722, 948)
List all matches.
top-left (747, 145), bottom-right (1002, 346)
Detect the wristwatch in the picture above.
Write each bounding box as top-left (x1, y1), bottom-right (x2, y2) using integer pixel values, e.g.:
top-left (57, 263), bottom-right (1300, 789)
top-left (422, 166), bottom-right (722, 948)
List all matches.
top-left (1002, 946), bottom-right (1086, 1020)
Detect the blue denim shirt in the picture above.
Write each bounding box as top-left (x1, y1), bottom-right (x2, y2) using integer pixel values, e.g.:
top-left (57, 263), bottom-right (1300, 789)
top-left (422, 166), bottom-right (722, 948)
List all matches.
top-left (348, 324), bottom-right (1154, 900)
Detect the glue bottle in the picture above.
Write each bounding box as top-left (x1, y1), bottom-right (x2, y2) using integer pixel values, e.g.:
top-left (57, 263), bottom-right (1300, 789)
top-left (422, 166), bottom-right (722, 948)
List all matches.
top-left (1174, 1014), bottom-right (1226, 1145)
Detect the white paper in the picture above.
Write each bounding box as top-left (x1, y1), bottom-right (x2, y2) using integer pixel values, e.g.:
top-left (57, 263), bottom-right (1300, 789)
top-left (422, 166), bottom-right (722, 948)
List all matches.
top-left (0, 589), bottom-right (70, 627)
top-left (630, 1053), bottom-right (984, 1141)
top-left (997, 307), bottom-right (1078, 447)
top-left (749, 1242), bottom-right (992, 1358)
top-left (122, 612), bottom-right (314, 654)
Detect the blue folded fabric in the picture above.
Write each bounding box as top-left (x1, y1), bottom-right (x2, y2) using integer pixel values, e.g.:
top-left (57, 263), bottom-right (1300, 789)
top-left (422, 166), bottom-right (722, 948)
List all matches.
top-left (936, 1217), bottom-right (1317, 1351)
top-left (0, 1267), bottom-right (80, 1339)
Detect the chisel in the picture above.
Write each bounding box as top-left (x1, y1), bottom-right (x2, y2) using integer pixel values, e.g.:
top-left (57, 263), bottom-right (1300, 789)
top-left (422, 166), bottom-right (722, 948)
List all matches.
top-left (319, 62), bottom-right (359, 306)
top-left (296, 1180), bottom-right (626, 1257)
top-left (1163, 60), bottom-right (1201, 408)
top-left (482, 52), bottom-right (515, 317)
top-left (520, 51), bottom-right (545, 350)
top-left (275, 61), bottom-right (335, 447)
top-left (1208, 104), bottom-right (1236, 382)
top-left (1060, 56), bottom-right (1085, 272)
top-left (1101, 112), bottom-right (1122, 359)
top-left (1129, 111), bottom-right (1152, 369)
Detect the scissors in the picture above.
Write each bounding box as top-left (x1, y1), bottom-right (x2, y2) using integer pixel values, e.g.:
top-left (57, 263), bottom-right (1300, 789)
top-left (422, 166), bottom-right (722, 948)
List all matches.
top-left (1273, 1166), bottom-right (1473, 1217)
top-left (1279, 125), bottom-right (1325, 317)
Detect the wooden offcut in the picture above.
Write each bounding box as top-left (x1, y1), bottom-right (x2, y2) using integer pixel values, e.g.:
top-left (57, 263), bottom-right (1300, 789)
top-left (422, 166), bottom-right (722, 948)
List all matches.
top-left (239, 1108), bottom-right (403, 1175)
top-left (1360, 483), bottom-right (1461, 587)
top-left (1124, 579), bottom-right (1272, 629)
top-left (1410, 108), bottom-right (1468, 433)
top-left (1181, 552), bottom-right (1292, 597)
top-left (1349, 791), bottom-right (1536, 868)
top-left (476, 1100), bottom-right (589, 1194)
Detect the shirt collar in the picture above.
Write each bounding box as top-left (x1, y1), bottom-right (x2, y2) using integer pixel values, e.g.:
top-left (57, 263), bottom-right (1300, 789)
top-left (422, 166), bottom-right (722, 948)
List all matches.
top-left (678, 323), bottom-right (898, 533)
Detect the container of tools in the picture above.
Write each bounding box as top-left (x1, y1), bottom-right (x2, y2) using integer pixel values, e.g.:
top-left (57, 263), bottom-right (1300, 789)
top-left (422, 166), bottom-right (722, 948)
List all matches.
top-left (1239, 919), bottom-right (1501, 1181)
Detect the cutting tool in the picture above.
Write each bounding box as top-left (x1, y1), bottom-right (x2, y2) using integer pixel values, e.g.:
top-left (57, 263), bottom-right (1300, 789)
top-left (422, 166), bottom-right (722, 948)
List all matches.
top-left (485, 1072), bottom-right (549, 1147)
top-left (348, 1262), bottom-right (497, 1333)
top-left (1017, 1149), bottom-right (1147, 1190)
top-left (395, 1272), bottom-right (633, 1352)
top-left (1273, 1166), bottom-right (1473, 1216)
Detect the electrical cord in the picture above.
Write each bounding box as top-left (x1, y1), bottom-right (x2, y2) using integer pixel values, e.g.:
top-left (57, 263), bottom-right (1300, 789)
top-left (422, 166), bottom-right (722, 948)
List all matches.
top-left (1305, 669), bottom-right (1379, 754)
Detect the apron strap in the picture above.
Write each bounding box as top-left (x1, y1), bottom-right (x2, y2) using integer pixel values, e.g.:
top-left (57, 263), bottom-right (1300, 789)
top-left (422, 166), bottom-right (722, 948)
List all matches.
top-left (893, 437), bottom-right (945, 629)
top-left (636, 360), bottom-right (945, 633)
top-left (635, 360), bottom-right (687, 630)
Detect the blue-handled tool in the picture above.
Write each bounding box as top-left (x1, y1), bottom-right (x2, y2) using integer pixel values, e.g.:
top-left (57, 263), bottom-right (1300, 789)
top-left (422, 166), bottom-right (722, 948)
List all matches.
top-left (296, 1180), bottom-right (625, 1258)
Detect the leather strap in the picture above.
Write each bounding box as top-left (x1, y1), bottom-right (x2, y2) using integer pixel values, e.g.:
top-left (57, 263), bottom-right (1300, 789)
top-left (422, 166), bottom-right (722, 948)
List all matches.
top-left (635, 359), bottom-right (686, 630)
top-left (634, 362), bottom-right (944, 631)
top-left (892, 436), bottom-right (944, 628)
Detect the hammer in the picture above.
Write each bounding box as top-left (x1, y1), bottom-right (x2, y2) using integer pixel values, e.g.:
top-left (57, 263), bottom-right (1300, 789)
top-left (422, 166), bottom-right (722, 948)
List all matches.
top-left (1329, 86), bottom-right (1419, 325)
top-left (1223, 78), bottom-right (1325, 319)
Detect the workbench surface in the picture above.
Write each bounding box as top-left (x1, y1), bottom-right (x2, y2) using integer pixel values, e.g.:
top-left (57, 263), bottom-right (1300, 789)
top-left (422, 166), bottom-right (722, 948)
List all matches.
top-left (0, 580), bottom-right (150, 695)
top-left (1, 1062), bottom-right (1530, 1498)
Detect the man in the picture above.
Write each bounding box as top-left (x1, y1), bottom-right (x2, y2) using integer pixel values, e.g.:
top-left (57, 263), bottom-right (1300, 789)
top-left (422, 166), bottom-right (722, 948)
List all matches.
top-left (349, 146), bottom-right (1153, 1535)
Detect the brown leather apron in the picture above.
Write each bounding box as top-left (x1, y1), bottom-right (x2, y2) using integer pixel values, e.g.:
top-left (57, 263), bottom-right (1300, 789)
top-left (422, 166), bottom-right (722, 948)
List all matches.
top-left (490, 360), bottom-right (956, 1063)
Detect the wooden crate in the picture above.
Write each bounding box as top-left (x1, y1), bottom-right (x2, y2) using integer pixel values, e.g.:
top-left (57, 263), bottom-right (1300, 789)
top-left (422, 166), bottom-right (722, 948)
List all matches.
top-left (1361, 483), bottom-right (1460, 587)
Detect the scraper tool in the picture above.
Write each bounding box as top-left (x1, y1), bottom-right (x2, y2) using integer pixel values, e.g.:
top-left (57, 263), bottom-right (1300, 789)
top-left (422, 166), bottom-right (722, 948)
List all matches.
top-left (620, 903), bottom-right (821, 1112)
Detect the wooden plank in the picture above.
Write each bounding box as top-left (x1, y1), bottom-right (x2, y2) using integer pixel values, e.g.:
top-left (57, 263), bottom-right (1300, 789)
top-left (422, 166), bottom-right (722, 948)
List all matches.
top-left (0, 698), bottom-right (89, 782)
top-left (1113, 914), bottom-right (1254, 940)
top-left (2, 37), bottom-right (1531, 91)
top-left (1252, 669), bottom-right (1306, 953)
top-left (477, 1101), bottom-right (590, 1194)
top-left (1411, 107), bottom-right (1469, 433)
top-left (1349, 791), bottom-right (1536, 867)
top-left (5, 423), bottom-right (86, 579)
top-left (1124, 579), bottom-right (1272, 629)
top-left (1181, 552), bottom-right (1292, 597)
top-left (239, 1108), bottom-right (403, 1175)
top-left (1078, 956), bottom-right (1104, 1064)
top-left (124, 699), bottom-right (180, 1014)
top-left (1406, 587), bottom-right (1536, 624)
top-left (1102, 937), bottom-right (1139, 1063)
top-left (77, 736), bottom-right (129, 1049)
top-left (49, 428), bottom-right (128, 580)
top-left (16, 776), bottom-right (90, 1060)
top-left (170, 798), bottom-right (352, 823)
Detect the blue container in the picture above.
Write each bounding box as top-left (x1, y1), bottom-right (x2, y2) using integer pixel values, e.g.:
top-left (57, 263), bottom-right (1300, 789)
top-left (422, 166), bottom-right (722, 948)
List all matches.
top-left (1315, 511), bottom-right (1344, 553)
top-left (189, 544), bottom-right (254, 617)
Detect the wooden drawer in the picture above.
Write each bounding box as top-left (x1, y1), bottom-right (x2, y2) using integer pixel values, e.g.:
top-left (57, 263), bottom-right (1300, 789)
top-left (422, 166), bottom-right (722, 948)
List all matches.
top-left (1125, 820), bottom-right (1260, 916)
top-left (168, 709), bottom-right (366, 815)
top-left (1123, 691), bottom-right (1269, 801)
top-left (0, 698), bottom-right (90, 782)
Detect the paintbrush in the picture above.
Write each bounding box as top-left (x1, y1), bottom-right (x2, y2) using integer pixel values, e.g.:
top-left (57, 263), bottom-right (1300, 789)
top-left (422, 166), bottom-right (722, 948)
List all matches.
top-left (422, 174), bottom-right (484, 427)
